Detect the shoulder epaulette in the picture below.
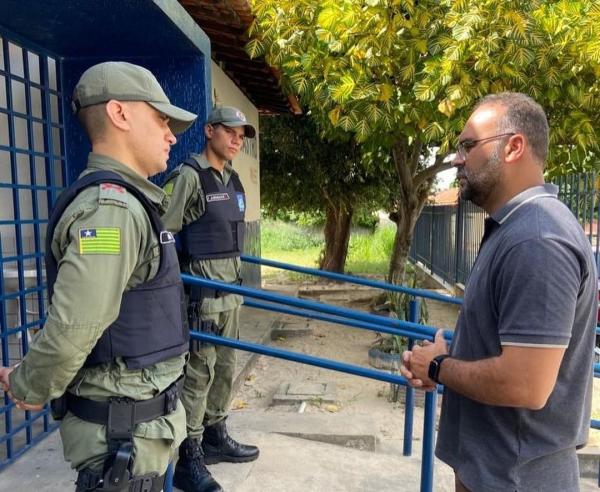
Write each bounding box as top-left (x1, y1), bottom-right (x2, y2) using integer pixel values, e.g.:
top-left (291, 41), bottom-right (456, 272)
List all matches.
top-left (98, 182), bottom-right (129, 208)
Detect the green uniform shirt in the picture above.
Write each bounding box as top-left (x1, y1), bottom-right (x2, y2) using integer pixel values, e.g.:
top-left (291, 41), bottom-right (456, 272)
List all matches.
top-left (161, 152), bottom-right (243, 313)
top-left (9, 153), bottom-right (186, 438)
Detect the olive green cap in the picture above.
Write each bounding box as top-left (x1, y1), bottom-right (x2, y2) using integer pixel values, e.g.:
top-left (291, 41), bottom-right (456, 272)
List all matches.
top-left (207, 106), bottom-right (256, 138)
top-left (72, 61), bottom-right (197, 134)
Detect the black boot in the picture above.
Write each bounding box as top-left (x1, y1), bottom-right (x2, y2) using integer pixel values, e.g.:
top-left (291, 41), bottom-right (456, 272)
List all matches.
top-left (202, 418), bottom-right (260, 465)
top-left (173, 437), bottom-right (223, 492)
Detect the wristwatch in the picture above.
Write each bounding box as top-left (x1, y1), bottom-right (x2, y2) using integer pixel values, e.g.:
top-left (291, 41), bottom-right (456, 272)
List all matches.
top-left (428, 354), bottom-right (450, 384)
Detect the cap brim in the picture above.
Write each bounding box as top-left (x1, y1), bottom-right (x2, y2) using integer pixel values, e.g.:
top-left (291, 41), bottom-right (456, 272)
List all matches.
top-left (148, 101), bottom-right (197, 135)
top-left (221, 120), bottom-right (256, 138)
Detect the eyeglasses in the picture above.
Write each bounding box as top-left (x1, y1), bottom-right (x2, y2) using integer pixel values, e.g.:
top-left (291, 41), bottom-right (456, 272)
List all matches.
top-left (456, 132), bottom-right (515, 160)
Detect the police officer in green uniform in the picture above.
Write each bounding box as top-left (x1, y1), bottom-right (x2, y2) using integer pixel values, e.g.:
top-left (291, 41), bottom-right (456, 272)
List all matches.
top-left (0, 61), bottom-right (197, 491)
top-left (162, 107), bottom-right (258, 492)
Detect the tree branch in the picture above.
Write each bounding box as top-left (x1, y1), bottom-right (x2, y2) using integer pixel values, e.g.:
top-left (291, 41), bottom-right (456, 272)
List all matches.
top-left (414, 154), bottom-right (453, 189)
top-left (409, 138), bottom-right (423, 175)
top-left (392, 138), bottom-right (413, 192)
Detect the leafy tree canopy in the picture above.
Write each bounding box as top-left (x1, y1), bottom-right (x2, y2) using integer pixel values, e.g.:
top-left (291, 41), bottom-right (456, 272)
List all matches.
top-left (249, 0), bottom-right (600, 173)
top-left (260, 114), bottom-right (393, 219)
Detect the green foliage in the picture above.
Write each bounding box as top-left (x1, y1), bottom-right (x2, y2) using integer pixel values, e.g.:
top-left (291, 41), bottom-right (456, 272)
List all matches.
top-left (260, 114), bottom-right (394, 221)
top-left (261, 219), bottom-right (323, 251)
top-left (261, 220), bottom-right (395, 276)
top-left (351, 209), bottom-right (379, 229)
top-left (348, 225), bottom-right (395, 263)
top-left (250, 0), bottom-right (600, 283)
top-left (249, 0), bottom-right (600, 173)
top-left (371, 266), bottom-right (429, 354)
top-left (263, 208), bottom-right (326, 227)
top-left (389, 267), bottom-right (429, 324)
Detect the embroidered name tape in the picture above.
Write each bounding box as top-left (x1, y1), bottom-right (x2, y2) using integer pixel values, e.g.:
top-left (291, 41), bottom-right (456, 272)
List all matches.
top-left (79, 228), bottom-right (121, 254)
top-left (206, 193), bottom-right (230, 202)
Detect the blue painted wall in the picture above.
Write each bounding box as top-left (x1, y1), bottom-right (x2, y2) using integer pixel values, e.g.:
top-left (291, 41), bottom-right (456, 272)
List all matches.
top-left (61, 56), bottom-right (208, 183)
top-left (1, 0), bottom-right (212, 184)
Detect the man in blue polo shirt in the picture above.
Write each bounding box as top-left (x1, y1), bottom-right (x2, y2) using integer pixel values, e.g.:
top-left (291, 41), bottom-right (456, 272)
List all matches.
top-left (402, 92), bottom-right (597, 491)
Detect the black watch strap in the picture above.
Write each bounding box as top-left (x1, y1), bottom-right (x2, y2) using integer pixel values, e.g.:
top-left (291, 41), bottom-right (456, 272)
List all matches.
top-left (428, 354), bottom-right (450, 384)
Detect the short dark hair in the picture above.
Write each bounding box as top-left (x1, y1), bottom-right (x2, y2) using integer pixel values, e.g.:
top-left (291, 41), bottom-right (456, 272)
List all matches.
top-left (475, 92), bottom-right (549, 166)
top-left (76, 103), bottom-right (107, 141)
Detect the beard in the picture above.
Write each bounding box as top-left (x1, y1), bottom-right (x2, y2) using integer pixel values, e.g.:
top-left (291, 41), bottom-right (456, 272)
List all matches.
top-left (456, 146), bottom-right (502, 208)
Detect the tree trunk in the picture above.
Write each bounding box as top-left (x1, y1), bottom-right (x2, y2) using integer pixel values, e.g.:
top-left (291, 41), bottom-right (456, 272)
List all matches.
top-left (388, 196), bottom-right (426, 285)
top-left (319, 202), bottom-right (353, 272)
top-left (387, 138), bottom-right (443, 285)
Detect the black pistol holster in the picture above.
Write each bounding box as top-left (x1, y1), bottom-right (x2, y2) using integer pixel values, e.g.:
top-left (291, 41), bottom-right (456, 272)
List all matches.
top-left (50, 393), bottom-right (68, 420)
top-left (185, 278), bottom-right (242, 350)
top-left (72, 378), bottom-right (183, 491)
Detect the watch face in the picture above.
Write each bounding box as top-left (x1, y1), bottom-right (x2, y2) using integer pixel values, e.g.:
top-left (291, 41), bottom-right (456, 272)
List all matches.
top-left (429, 355), bottom-right (449, 383)
top-left (428, 360), bottom-right (439, 382)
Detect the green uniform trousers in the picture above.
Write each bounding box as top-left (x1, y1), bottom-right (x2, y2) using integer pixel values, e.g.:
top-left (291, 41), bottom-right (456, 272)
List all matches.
top-left (180, 306), bottom-right (239, 439)
top-left (59, 401), bottom-right (186, 475)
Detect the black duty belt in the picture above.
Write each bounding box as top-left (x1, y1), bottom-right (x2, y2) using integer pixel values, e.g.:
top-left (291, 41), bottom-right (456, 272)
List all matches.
top-left (76, 468), bottom-right (165, 492)
top-left (65, 377), bottom-right (184, 427)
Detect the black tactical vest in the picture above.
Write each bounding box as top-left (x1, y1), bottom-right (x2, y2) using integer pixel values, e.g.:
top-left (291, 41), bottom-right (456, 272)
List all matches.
top-left (178, 158), bottom-right (246, 260)
top-left (45, 171), bottom-right (189, 369)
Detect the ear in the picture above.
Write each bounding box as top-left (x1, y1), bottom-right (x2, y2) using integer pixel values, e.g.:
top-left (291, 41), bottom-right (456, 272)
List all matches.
top-left (204, 124), bottom-right (213, 140)
top-left (104, 100), bottom-right (130, 131)
top-left (504, 133), bottom-right (525, 164)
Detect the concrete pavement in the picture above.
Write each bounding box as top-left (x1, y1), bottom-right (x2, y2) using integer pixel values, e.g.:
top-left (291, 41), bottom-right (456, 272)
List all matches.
top-left (2, 300), bottom-right (600, 491)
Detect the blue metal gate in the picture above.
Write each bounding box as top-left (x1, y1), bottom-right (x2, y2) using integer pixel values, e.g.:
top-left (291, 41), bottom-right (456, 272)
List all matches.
top-left (0, 0), bottom-right (212, 470)
top-left (0, 32), bottom-right (65, 468)
top-left (410, 171), bottom-right (600, 287)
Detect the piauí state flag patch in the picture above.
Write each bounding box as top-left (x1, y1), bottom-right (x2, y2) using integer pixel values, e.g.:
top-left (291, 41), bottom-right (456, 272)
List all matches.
top-left (79, 227), bottom-right (121, 254)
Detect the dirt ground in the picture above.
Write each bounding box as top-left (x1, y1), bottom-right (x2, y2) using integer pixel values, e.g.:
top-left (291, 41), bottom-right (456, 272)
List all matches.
top-left (234, 274), bottom-right (600, 449)
top-left (233, 276), bottom-right (461, 450)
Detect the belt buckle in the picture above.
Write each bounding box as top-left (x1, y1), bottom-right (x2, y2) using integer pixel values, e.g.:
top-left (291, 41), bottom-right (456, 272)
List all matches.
top-left (138, 476), bottom-right (155, 492)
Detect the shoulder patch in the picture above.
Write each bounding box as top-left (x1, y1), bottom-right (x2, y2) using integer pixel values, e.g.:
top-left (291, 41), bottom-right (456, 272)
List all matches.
top-left (98, 183), bottom-right (129, 208)
top-left (79, 227), bottom-right (121, 255)
top-left (163, 180), bottom-right (175, 196)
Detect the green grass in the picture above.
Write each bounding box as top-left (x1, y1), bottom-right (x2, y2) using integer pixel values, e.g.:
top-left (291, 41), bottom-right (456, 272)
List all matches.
top-left (346, 225), bottom-right (395, 275)
top-left (260, 219), bottom-right (395, 279)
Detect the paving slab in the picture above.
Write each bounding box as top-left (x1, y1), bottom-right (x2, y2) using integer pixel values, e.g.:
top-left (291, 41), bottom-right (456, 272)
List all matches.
top-left (3, 403), bottom-right (600, 491)
top-left (272, 381), bottom-right (337, 405)
top-left (3, 291), bottom-right (600, 492)
top-left (232, 303), bottom-right (280, 393)
top-left (206, 431), bottom-right (455, 492)
top-left (270, 320), bottom-right (313, 340)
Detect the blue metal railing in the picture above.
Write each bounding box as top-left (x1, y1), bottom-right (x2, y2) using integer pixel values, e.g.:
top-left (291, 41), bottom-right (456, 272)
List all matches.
top-left (171, 268), bottom-right (461, 492)
top-left (171, 273), bottom-right (441, 492)
top-left (242, 254), bottom-right (463, 305)
top-left (183, 275), bottom-right (454, 343)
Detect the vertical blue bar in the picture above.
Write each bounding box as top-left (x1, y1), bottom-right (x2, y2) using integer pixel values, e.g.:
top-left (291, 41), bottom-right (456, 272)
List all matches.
top-left (164, 461), bottom-right (174, 492)
top-left (403, 299), bottom-right (419, 456)
top-left (3, 35), bottom-right (19, 463)
top-left (575, 173), bottom-right (581, 222)
top-left (0, 230), bottom-right (13, 461)
top-left (455, 199), bottom-right (464, 285)
top-left (21, 46), bottom-right (34, 446)
top-left (582, 174), bottom-right (589, 240)
top-left (420, 390), bottom-right (437, 492)
top-left (40, 56), bottom-right (57, 208)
